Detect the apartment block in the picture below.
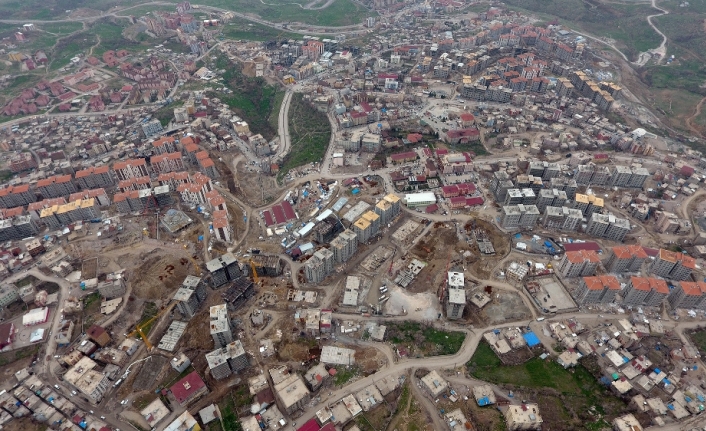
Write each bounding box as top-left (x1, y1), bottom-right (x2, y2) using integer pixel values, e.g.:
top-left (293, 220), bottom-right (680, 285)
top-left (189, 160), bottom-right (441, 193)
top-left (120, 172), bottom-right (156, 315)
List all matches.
top-left (36, 175), bottom-right (77, 199)
top-left (586, 213), bottom-right (630, 242)
top-left (575, 275), bottom-right (620, 304)
top-left (304, 248), bottom-right (334, 284)
top-left (628, 167), bottom-right (649, 188)
top-left (206, 340), bottom-right (249, 380)
top-left (150, 152), bottom-right (185, 174)
top-left (536, 189), bottom-right (567, 213)
top-left (668, 281), bottom-right (706, 310)
top-left (558, 250), bottom-right (600, 278)
top-left (206, 253), bottom-right (241, 288)
top-left (210, 210), bottom-right (231, 242)
top-left (75, 166), bottom-right (114, 189)
top-left (447, 287), bottom-right (466, 320)
top-left (603, 245), bottom-right (647, 273)
top-left (173, 275), bottom-right (207, 319)
top-left (0, 184), bottom-right (35, 207)
top-left (210, 303), bottom-right (233, 348)
top-left (152, 136), bottom-right (177, 154)
top-left (623, 276), bottom-right (670, 307)
top-left (141, 118), bottom-right (163, 136)
top-left (542, 206), bottom-right (583, 231)
top-left (113, 158), bottom-right (150, 181)
top-left (374, 194), bottom-right (401, 225)
top-left (610, 165), bottom-right (632, 187)
top-left (650, 249), bottom-right (695, 281)
top-left (330, 229), bottom-right (358, 264)
top-left (249, 254), bottom-right (284, 277)
top-left (353, 217), bottom-right (374, 243)
top-left (501, 204), bottom-right (540, 229)
top-left (571, 193), bottom-right (604, 218)
top-left (0, 285), bottom-right (19, 308)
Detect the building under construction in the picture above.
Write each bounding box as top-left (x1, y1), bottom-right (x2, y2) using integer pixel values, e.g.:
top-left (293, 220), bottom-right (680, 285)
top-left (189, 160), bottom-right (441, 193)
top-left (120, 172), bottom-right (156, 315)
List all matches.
top-left (247, 255), bottom-right (283, 277)
top-left (222, 277), bottom-right (255, 310)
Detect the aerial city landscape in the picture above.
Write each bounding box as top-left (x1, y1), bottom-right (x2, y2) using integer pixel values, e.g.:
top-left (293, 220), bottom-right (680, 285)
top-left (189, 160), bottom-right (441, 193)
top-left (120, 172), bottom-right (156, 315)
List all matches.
top-left (3, 0), bottom-right (706, 430)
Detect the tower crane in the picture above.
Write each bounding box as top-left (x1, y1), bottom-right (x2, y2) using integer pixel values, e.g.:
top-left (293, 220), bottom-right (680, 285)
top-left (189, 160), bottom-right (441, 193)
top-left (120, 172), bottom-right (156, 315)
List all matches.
top-left (125, 302), bottom-right (177, 351)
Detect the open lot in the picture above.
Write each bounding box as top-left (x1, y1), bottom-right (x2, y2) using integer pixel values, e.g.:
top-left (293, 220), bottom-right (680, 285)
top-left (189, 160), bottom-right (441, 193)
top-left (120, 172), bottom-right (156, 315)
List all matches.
top-left (386, 321), bottom-right (465, 358)
top-left (279, 92), bottom-right (332, 180)
top-left (467, 342), bottom-right (626, 430)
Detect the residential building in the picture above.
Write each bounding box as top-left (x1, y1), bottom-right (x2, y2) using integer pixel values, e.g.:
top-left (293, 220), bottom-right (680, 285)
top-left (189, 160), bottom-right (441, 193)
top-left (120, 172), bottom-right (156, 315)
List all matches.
top-left (623, 277), bottom-right (670, 307)
top-left (330, 229), bottom-right (358, 264)
top-left (501, 204), bottom-right (540, 229)
top-left (270, 366), bottom-right (311, 415)
top-left (650, 249), bottom-right (695, 281)
top-left (575, 275), bottom-right (620, 304)
top-left (603, 245), bottom-right (648, 273)
top-left (141, 119), bottom-right (164, 136)
top-left (447, 287), bottom-right (465, 320)
top-left (173, 275), bottom-right (207, 319)
top-left (421, 370), bottom-right (448, 397)
top-left (571, 193), bottom-right (604, 218)
top-left (586, 213), bottom-right (630, 242)
top-left (612, 413), bottom-right (642, 431)
top-left (352, 217), bottom-right (373, 243)
top-left (86, 325), bottom-right (111, 347)
top-left (64, 357), bottom-right (110, 404)
top-left (75, 166), bottom-right (114, 189)
top-left (36, 175), bottom-right (77, 199)
top-left (542, 206), bottom-right (583, 231)
top-left (558, 250), bottom-right (600, 278)
top-left (0, 285), bottom-right (19, 308)
top-left (151, 152), bottom-right (185, 174)
top-left (668, 281), bottom-right (706, 310)
top-left (210, 303), bottom-right (233, 348)
top-left (97, 278), bottom-right (126, 300)
top-left (206, 340), bottom-right (249, 380)
top-left (113, 158), bottom-right (150, 181)
top-left (207, 253), bottom-right (241, 288)
top-left (374, 194), bottom-right (401, 225)
top-left (304, 248), bottom-right (334, 283)
top-left (170, 371), bottom-right (209, 406)
top-left (504, 404), bottom-right (543, 431)
top-left (152, 136), bottom-right (177, 154)
top-left (249, 255), bottom-right (283, 277)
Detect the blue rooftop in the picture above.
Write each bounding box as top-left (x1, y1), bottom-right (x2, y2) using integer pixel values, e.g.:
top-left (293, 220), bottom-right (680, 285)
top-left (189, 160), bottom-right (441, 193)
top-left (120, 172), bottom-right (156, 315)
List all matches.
top-left (477, 396), bottom-right (493, 406)
top-left (523, 332), bottom-right (541, 347)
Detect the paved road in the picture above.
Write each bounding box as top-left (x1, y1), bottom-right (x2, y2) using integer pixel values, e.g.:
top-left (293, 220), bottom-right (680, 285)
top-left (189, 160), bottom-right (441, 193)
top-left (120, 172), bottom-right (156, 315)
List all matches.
top-left (277, 90), bottom-right (294, 161)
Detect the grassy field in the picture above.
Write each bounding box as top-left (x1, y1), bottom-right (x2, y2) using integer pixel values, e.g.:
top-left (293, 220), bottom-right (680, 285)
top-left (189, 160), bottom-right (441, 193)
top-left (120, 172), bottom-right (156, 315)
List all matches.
top-left (279, 92), bottom-right (331, 179)
top-left (0, 345), bottom-right (40, 367)
top-left (689, 328), bottom-right (706, 352)
top-left (334, 365), bottom-right (357, 385)
top-left (386, 321), bottom-right (466, 357)
top-left (468, 342), bottom-right (626, 430)
top-left (50, 32), bottom-right (97, 70)
top-left (209, 53), bottom-right (282, 139)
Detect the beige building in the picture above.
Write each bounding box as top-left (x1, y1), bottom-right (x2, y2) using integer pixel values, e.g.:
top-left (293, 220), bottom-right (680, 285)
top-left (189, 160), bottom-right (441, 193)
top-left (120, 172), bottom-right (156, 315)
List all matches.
top-left (270, 366), bottom-right (311, 415)
top-left (504, 404), bottom-right (543, 431)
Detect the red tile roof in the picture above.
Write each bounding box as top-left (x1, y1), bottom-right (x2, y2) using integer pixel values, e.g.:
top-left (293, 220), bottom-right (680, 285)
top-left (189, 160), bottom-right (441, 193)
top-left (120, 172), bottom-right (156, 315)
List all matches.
top-left (170, 371), bottom-right (207, 405)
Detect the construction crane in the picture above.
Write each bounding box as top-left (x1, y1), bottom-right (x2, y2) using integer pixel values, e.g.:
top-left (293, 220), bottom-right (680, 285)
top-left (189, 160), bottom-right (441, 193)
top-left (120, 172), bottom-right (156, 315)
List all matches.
top-left (126, 302), bottom-right (176, 351)
top-left (249, 258), bottom-right (259, 284)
